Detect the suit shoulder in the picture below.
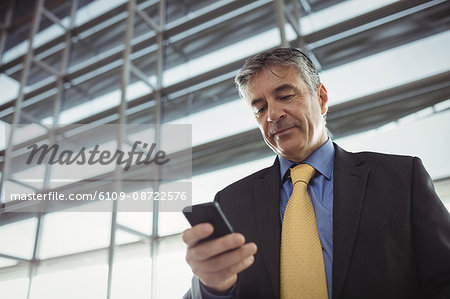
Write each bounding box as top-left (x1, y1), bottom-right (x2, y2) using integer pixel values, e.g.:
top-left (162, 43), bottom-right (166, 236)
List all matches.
top-left (350, 150), bottom-right (420, 173)
top-left (334, 142), bottom-right (417, 166)
top-left (354, 151), bottom-right (414, 162)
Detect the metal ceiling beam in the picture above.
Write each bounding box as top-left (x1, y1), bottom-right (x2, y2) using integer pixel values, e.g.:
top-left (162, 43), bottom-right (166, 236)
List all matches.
top-left (0, 0), bottom-right (14, 61)
top-left (0, 0), bottom-right (269, 117)
top-left (1, 70), bottom-right (449, 226)
top-left (274, 0), bottom-right (288, 47)
top-left (0, 0), bottom-right (257, 77)
top-left (0, 0), bottom-right (44, 206)
top-left (1, 61), bottom-right (449, 163)
top-left (2, 0), bottom-right (443, 117)
top-left (1, 0), bottom-right (449, 227)
top-left (0, 0), bottom-right (443, 124)
top-left (0, 232), bottom-right (184, 282)
top-left (304, 0), bottom-right (437, 44)
top-left (309, 0), bottom-right (450, 69)
top-left (327, 71), bottom-right (450, 137)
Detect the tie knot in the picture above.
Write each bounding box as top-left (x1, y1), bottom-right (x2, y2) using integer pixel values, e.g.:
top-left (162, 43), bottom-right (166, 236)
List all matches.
top-left (290, 163), bottom-right (316, 185)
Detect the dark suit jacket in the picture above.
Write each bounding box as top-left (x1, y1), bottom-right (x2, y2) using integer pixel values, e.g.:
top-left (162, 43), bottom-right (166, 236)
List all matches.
top-left (184, 144), bottom-right (450, 299)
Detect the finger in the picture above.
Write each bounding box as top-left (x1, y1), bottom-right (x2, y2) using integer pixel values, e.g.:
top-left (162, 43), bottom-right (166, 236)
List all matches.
top-left (187, 233), bottom-right (245, 262)
top-left (182, 223), bottom-right (213, 246)
top-left (198, 242), bottom-right (257, 273)
top-left (197, 254), bottom-right (256, 287)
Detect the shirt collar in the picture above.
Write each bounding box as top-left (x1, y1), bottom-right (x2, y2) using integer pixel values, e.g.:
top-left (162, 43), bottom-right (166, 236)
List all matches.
top-left (279, 137), bottom-right (335, 182)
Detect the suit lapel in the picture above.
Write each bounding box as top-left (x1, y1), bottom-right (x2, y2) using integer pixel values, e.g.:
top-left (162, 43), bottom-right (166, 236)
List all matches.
top-left (251, 146), bottom-right (369, 298)
top-left (332, 144), bottom-right (369, 299)
top-left (254, 158), bottom-right (281, 297)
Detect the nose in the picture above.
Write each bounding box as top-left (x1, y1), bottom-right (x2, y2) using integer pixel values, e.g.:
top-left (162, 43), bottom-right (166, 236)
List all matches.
top-left (267, 100), bottom-right (285, 123)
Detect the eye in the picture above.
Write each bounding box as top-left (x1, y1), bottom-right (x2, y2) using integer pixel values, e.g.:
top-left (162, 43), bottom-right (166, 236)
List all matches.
top-left (280, 95), bottom-right (292, 101)
top-left (254, 105), bottom-right (266, 116)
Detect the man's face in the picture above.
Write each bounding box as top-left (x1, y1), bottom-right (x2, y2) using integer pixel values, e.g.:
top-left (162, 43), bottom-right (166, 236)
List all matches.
top-left (243, 65), bottom-right (329, 162)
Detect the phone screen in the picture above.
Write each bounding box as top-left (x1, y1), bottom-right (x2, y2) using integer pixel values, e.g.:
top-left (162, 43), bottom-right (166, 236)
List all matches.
top-left (183, 202), bottom-right (234, 242)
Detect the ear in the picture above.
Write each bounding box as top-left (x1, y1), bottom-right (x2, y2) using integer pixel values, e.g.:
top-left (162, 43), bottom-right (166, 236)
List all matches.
top-left (317, 83), bottom-right (329, 116)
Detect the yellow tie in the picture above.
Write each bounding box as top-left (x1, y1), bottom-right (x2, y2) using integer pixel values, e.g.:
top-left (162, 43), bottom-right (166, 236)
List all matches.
top-left (280, 164), bottom-right (328, 299)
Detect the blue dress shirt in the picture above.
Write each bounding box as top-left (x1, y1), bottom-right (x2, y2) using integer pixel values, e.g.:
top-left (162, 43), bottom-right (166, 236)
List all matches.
top-left (279, 138), bottom-right (334, 299)
top-left (201, 138), bottom-right (335, 299)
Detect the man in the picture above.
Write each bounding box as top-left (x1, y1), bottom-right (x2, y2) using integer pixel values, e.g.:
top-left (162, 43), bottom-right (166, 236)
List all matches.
top-left (182, 48), bottom-right (450, 299)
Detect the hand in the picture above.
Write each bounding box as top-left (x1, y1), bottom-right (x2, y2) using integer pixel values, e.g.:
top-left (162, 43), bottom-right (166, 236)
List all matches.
top-left (183, 223), bottom-right (258, 292)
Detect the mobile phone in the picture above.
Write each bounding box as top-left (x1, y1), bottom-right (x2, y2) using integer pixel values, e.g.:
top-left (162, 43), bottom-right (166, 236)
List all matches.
top-left (182, 202), bottom-right (234, 243)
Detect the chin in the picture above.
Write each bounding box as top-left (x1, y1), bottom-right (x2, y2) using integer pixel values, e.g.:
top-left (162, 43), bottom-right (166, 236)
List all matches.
top-left (275, 149), bottom-right (299, 161)
top-left (278, 142), bottom-right (305, 154)
top-left (266, 138), bottom-right (304, 157)
top-left (280, 147), bottom-right (308, 161)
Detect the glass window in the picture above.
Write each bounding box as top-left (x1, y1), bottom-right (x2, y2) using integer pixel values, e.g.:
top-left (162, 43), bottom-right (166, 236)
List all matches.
top-left (117, 211), bottom-right (153, 236)
top-left (111, 245), bottom-right (152, 299)
top-left (0, 75), bottom-right (19, 105)
top-left (191, 155), bottom-right (275, 204)
top-left (0, 217), bottom-right (37, 259)
top-left (0, 257), bottom-right (18, 268)
top-left (1, 0), bottom-right (128, 64)
top-left (158, 155), bottom-right (275, 236)
top-left (298, 0), bottom-right (398, 35)
top-left (321, 31), bottom-right (450, 105)
top-left (30, 263), bottom-right (108, 299)
top-left (39, 209), bottom-right (112, 259)
top-left (335, 108), bottom-right (450, 181)
top-left (163, 28), bottom-right (282, 87)
top-left (168, 99), bottom-right (257, 146)
top-left (0, 1), bottom-right (446, 298)
top-left (155, 238), bottom-right (192, 298)
top-left (0, 120), bottom-right (6, 151)
top-left (115, 229), bottom-right (142, 245)
top-left (0, 277), bottom-right (29, 299)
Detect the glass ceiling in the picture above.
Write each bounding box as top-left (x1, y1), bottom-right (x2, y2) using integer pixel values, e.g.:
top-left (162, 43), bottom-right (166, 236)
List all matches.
top-left (0, 1), bottom-right (449, 297)
top-left (1, 28), bottom-right (448, 148)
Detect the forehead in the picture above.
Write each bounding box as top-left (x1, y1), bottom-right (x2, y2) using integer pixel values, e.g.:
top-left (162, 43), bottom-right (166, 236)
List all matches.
top-left (243, 65), bottom-right (306, 100)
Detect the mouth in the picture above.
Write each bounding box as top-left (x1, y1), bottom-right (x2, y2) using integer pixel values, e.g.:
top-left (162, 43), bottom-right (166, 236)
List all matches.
top-left (273, 126), bottom-right (295, 137)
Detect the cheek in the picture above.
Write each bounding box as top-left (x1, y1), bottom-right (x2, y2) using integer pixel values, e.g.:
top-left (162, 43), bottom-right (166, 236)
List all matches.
top-left (259, 123), bottom-right (275, 144)
top-left (304, 106), bottom-right (318, 125)
top-left (257, 121), bottom-right (268, 135)
top-left (263, 126), bottom-right (272, 140)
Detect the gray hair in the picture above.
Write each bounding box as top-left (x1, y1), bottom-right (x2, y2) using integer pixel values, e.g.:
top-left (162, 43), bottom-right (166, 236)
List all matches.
top-left (235, 48), bottom-right (320, 97)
